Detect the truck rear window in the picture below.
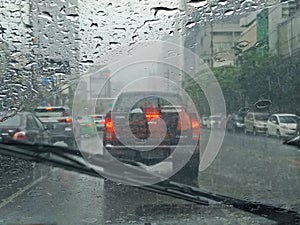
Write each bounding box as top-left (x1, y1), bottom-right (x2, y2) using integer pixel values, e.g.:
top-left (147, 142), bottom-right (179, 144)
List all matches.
top-left (0, 115), bottom-right (21, 127)
top-left (34, 108), bottom-right (70, 118)
top-left (114, 93), bottom-right (183, 112)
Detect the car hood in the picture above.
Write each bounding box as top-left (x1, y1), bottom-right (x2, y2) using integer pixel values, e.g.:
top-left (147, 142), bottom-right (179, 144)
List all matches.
top-left (280, 123), bottom-right (297, 129)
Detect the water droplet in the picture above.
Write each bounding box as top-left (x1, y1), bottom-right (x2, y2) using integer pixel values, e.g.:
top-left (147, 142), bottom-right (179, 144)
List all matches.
top-left (187, 0), bottom-right (208, 8)
top-left (114, 27), bottom-right (126, 32)
top-left (218, 0), bottom-right (227, 6)
top-left (39, 11), bottom-right (53, 22)
top-left (66, 14), bottom-right (79, 22)
top-left (224, 9), bottom-right (234, 16)
top-left (109, 42), bottom-right (121, 48)
top-left (151, 7), bottom-right (181, 17)
top-left (91, 22), bottom-right (98, 28)
top-left (186, 21), bottom-right (196, 28)
top-left (60, 6), bottom-right (66, 14)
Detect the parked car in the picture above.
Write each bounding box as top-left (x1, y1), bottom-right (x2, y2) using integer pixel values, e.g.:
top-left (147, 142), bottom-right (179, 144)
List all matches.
top-left (34, 106), bottom-right (81, 149)
top-left (77, 115), bottom-right (97, 136)
top-left (244, 112), bottom-right (269, 135)
top-left (207, 115), bottom-right (222, 129)
top-left (91, 114), bottom-right (105, 131)
top-left (0, 112), bottom-right (51, 144)
top-left (267, 114), bottom-right (298, 137)
top-left (226, 113), bottom-right (245, 133)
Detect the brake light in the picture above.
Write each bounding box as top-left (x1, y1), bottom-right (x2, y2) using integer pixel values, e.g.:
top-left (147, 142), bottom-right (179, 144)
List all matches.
top-left (191, 118), bottom-right (200, 141)
top-left (100, 119), bottom-right (105, 125)
top-left (58, 117), bottom-right (72, 123)
top-left (87, 123), bottom-right (93, 127)
top-left (145, 114), bottom-right (160, 120)
top-left (105, 117), bottom-right (114, 141)
top-left (144, 108), bottom-right (160, 121)
top-left (13, 131), bottom-right (26, 141)
top-left (105, 118), bottom-right (113, 129)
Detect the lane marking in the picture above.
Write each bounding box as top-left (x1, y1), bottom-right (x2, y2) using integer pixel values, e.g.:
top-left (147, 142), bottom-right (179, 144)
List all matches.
top-left (0, 168), bottom-right (55, 209)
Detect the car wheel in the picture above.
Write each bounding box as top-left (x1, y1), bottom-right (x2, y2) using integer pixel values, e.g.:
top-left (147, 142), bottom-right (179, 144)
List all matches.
top-left (253, 128), bottom-right (257, 136)
top-left (232, 126), bottom-right (236, 133)
top-left (276, 130), bottom-right (281, 139)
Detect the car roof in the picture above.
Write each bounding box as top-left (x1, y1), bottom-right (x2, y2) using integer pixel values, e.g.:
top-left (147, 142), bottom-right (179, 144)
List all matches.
top-left (272, 113), bottom-right (297, 117)
top-left (35, 106), bottom-right (70, 110)
top-left (247, 112), bottom-right (269, 115)
top-left (118, 91), bottom-right (182, 98)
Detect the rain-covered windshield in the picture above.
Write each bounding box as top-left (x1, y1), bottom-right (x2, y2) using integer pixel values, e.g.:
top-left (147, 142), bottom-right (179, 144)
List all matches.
top-left (254, 114), bottom-right (269, 121)
top-left (0, 0), bottom-right (300, 224)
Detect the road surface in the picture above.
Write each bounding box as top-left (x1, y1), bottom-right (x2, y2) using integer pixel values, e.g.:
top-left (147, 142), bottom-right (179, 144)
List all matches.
top-left (0, 130), bottom-right (299, 224)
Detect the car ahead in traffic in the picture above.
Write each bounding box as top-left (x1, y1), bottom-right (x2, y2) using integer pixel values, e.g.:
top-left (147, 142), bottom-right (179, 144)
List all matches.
top-left (77, 115), bottom-right (97, 136)
top-left (267, 114), bottom-right (298, 138)
top-left (244, 112), bottom-right (269, 135)
top-left (207, 115), bottom-right (222, 129)
top-left (0, 112), bottom-right (51, 144)
top-left (91, 114), bottom-right (105, 131)
top-left (201, 116), bottom-right (208, 128)
top-left (226, 113), bottom-right (245, 133)
top-left (34, 106), bottom-right (81, 149)
top-left (103, 91), bottom-right (200, 185)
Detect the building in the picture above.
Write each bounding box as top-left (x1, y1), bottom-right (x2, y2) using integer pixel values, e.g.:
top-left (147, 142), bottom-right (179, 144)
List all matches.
top-left (277, 10), bottom-right (300, 56)
top-left (188, 17), bottom-right (245, 68)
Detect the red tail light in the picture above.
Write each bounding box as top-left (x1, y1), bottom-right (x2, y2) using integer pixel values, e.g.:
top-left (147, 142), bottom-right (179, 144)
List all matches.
top-left (13, 131), bottom-right (26, 141)
top-left (99, 119), bottom-right (105, 125)
top-left (105, 117), bottom-right (114, 141)
top-left (144, 108), bottom-right (160, 122)
top-left (191, 118), bottom-right (200, 141)
top-left (58, 117), bottom-right (72, 123)
top-left (86, 123), bottom-right (93, 127)
top-left (65, 117), bottom-right (72, 123)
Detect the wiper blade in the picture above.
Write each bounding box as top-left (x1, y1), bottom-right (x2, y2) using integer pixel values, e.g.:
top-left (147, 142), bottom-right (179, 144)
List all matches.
top-left (0, 141), bottom-right (299, 224)
top-left (0, 141), bottom-right (209, 206)
top-left (156, 181), bottom-right (300, 224)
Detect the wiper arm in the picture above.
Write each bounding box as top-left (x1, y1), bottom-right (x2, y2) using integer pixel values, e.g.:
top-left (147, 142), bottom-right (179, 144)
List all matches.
top-left (155, 181), bottom-right (300, 224)
top-left (0, 141), bottom-right (209, 206)
top-left (0, 141), bottom-right (299, 224)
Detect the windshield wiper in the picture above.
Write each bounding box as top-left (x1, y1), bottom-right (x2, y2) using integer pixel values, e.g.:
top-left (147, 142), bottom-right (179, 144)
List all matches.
top-left (0, 141), bottom-right (299, 224)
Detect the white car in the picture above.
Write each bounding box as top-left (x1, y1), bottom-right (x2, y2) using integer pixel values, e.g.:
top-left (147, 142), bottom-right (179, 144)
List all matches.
top-left (244, 112), bottom-right (269, 135)
top-left (201, 116), bottom-right (208, 128)
top-left (207, 115), bottom-right (222, 129)
top-left (267, 114), bottom-right (298, 137)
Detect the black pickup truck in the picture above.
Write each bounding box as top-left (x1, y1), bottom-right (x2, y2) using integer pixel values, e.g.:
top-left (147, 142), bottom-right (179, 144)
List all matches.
top-left (103, 91), bottom-right (200, 184)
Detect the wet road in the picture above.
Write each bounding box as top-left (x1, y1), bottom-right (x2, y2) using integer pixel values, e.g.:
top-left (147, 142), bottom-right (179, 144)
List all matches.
top-left (0, 130), bottom-right (299, 224)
